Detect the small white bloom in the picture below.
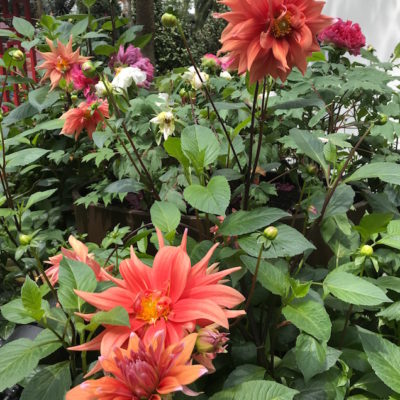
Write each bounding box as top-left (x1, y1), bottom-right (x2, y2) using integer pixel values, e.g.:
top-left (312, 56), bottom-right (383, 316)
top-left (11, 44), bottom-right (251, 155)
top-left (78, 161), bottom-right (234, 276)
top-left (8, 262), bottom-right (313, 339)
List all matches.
top-left (183, 66), bottom-right (209, 90)
top-left (150, 111), bottom-right (175, 143)
top-left (111, 67), bottom-right (146, 92)
top-left (95, 81), bottom-right (108, 97)
top-left (155, 92), bottom-right (170, 107)
top-left (220, 71), bottom-right (232, 80)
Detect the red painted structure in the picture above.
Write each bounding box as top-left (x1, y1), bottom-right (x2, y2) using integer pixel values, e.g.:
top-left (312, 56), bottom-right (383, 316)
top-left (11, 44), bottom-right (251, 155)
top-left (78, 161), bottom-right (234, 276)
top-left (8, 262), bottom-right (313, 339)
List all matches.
top-left (1, 0), bottom-right (38, 106)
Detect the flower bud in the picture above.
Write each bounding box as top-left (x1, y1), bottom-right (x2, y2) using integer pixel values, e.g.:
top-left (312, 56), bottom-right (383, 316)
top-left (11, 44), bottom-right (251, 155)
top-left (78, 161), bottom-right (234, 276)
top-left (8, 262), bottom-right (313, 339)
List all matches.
top-left (306, 164), bottom-right (318, 175)
top-left (360, 245), bottom-right (373, 257)
top-left (19, 234), bottom-right (32, 245)
top-left (70, 94), bottom-right (78, 103)
top-left (196, 325), bottom-right (229, 355)
top-left (378, 114), bottom-right (388, 125)
top-left (10, 49), bottom-right (25, 62)
top-left (82, 61), bottom-right (96, 78)
top-left (161, 13), bottom-right (178, 28)
top-left (263, 226), bottom-right (278, 240)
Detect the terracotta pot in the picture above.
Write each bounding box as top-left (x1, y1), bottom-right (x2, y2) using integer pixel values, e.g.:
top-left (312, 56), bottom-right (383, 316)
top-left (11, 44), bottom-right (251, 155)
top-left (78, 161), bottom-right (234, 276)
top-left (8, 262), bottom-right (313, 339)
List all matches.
top-left (72, 189), bottom-right (210, 244)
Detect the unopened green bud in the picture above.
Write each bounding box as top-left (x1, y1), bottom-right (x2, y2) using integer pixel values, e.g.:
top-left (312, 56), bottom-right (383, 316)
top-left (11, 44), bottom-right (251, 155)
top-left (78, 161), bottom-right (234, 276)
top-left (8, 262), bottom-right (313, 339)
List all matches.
top-left (71, 94), bottom-right (78, 103)
top-left (306, 164), bottom-right (318, 175)
top-left (378, 114), bottom-right (388, 125)
top-left (161, 13), bottom-right (178, 28)
top-left (360, 245), bottom-right (373, 257)
top-left (82, 61), bottom-right (96, 78)
top-left (263, 226), bottom-right (278, 240)
top-left (19, 234), bottom-right (32, 245)
top-left (10, 49), bottom-right (25, 62)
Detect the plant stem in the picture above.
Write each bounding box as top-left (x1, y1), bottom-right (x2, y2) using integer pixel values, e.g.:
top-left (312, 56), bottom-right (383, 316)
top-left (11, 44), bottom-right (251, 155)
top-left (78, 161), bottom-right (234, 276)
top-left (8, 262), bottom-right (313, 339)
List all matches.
top-left (245, 245), bottom-right (263, 310)
top-left (243, 82), bottom-right (260, 210)
top-left (317, 123), bottom-right (374, 224)
top-left (101, 77), bottom-right (160, 201)
top-left (177, 23), bottom-right (243, 174)
top-left (0, 65), bottom-right (11, 109)
top-left (250, 78), bottom-right (272, 184)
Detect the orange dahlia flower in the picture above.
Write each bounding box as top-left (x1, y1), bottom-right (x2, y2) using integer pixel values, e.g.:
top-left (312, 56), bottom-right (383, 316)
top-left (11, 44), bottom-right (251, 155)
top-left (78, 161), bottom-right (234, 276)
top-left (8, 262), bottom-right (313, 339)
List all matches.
top-left (66, 331), bottom-right (207, 400)
top-left (217, 0), bottom-right (332, 83)
top-left (70, 229), bottom-right (245, 372)
top-left (44, 235), bottom-right (113, 286)
top-left (37, 36), bottom-right (89, 90)
top-left (60, 99), bottom-right (109, 140)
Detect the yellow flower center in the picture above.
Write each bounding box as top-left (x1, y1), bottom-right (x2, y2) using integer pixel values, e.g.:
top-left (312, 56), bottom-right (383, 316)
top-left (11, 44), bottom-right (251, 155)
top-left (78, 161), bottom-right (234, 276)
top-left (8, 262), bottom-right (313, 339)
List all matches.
top-left (134, 291), bottom-right (171, 324)
top-left (56, 56), bottom-right (70, 73)
top-left (272, 12), bottom-right (292, 38)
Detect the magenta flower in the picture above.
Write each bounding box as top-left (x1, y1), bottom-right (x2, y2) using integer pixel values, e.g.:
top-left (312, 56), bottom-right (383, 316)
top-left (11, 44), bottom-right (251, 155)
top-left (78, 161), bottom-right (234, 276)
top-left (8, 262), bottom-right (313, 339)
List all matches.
top-left (110, 45), bottom-right (154, 88)
top-left (70, 64), bottom-right (99, 98)
top-left (318, 19), bottom-right (366, 56)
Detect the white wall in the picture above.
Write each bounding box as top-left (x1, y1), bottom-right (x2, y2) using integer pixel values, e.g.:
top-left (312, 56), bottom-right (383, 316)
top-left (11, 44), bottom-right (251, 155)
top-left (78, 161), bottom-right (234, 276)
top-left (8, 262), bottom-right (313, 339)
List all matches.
top-left (322, 0), bottom-right (400, 61)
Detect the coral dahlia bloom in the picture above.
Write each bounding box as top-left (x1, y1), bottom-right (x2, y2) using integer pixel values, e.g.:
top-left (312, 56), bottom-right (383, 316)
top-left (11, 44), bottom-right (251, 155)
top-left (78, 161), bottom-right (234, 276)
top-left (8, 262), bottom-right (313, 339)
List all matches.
top-left (71, 229), bottom-right (245, 369)
top-left (60, 99), bottom-right (109, 140)
top-left (37, 36), bottom-right (89, 90)
top-left (217, 0), bottom-right (332, 83)
top-left (318, 19), bottom-right (366, 56)
top-left (44, 235), bottom-right (113, 286)
top-left (66, 331), bottom-right (207, 400)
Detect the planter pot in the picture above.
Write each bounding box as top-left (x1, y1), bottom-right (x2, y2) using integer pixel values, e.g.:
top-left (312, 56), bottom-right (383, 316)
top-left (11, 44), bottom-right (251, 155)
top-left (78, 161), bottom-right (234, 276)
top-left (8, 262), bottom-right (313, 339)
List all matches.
top-left (283, 201), bottom-right (369, 266)
top-left (72, 189), bottom-right (211, 244)
top-left (72, 189), bottom-right (368, 266)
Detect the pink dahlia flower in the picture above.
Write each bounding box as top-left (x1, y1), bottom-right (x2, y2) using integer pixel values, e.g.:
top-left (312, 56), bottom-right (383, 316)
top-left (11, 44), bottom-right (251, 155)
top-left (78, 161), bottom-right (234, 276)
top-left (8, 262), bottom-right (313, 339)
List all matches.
top-left (44, 235), bottom-right (113, 285)
top-left (110, 45), bottom-right (154, 88)
top-left (216, 0), bottom-right (332, 83)
top-left (66, 331), bottom-right (207, 400)
top-left (70, 229), bottom-right (245, 375)
top-left (318, 19), bottom-right (366, 56)
top-left (70, 64), bottom-right (99, 98)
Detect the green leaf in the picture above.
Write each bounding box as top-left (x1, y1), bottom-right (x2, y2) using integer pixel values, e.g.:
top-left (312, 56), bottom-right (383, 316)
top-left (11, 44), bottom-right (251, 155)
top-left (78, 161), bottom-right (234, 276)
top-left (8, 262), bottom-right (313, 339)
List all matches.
top-left (20, 362), bottom-right (71, 400)
top-left (105, 179), bottom-right (144, 194)
top-left (223, 365), bottom-right (266, 389)
top-left (219, 208), bottom-right (289, 236)
top-left (85, 306), bottom-right (130, 331)
top-left (345, 162), bottom-right (400, 185)
top-left (377, 302), bottom-right (400, 321)
top-left (358, 327), bottom-right (400, 394)
top-left (354, 213), bottom-right (392, 242)
top-left (71, 17), bottom-right (89, 37)
top-left (6, 148), bottom-right (50, 168)
top-left (0, 339), bottom-right (42, 392)
top-left (323, 270), bottom-right (392, 306)
top-left (13, 16), bottom-right (34, 38)
top-left (295, 334), bottom-right (337, 382)
top-left (282, 298), bottom-right (331, 341)
top-left (1, 298), bottom-right (35, 324)
top-left (3, 102), bottom-right (38, 126)
top-left (181, 125), bottom-right (220, 171)
top-left (241, 256), bottom-right (290, 297)
top-left (238, 225), bottom-right (315, 259)
top-left (21, 276), bottom-right (43, 321)
top-left (25, 189), bottom-right (57, 209)
top-left (58, 258), bottom-right (97, 312)
top-left (164, 138), bottom-right (189, 169)
top-left (184, 176), bottom-right (230, 215)
top-left (210, 380), bottom-right (298, 400)
top-left (289, 129), bottom-right (328, 173)
top-left (28, 86), bottom-right (59, 112)
top-left (83, 0), bottom-right (96, 7)
top-left (132, 33), bottom-right (152, 49)
top-left (150, 201), bottom-right (181, 233)
top-left (94, 44), bottom-right (116, 56)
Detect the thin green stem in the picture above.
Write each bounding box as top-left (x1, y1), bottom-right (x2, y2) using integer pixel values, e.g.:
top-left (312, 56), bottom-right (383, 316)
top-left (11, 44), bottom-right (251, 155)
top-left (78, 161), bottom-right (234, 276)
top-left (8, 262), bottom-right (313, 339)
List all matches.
top-left (177, 23), bottom-right (243, 174)
top-left (245, 245), bottom-right (264, 310)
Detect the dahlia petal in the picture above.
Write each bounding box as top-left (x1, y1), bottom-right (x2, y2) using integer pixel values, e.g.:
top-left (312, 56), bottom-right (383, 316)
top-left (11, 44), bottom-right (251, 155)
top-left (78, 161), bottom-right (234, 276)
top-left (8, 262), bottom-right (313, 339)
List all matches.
top-left (69, 330), bottom-right (106, 351)
top-left (119, 248), bottom-right (152, 292)
top-left (157, 376), bottom-right (183, 395)
top-left (184, 284), bottom-right (245, 308)
top-left (156, 227), bottom-right (165, 248)
top-left (74, 287), bottom-right (134, 312)
top-left (171, 299), bottom-right (229, 329)
top-left (168, 332), bottom-right (198, 365)
top-left (152, 246), bottom-right (191, 302)
top-left (168, 365), bottom-right (208, 386)
top-left (100, 326), bottom-right (132, 357)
